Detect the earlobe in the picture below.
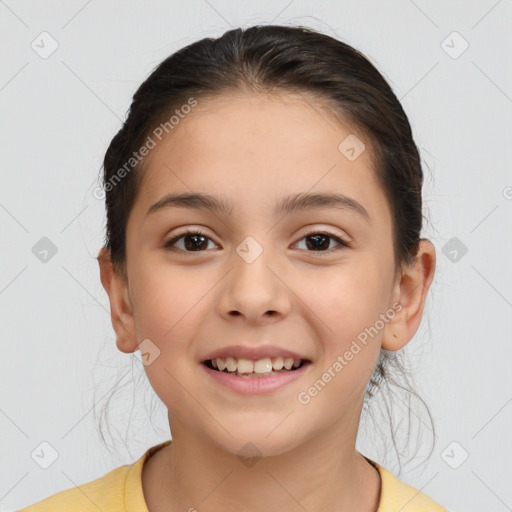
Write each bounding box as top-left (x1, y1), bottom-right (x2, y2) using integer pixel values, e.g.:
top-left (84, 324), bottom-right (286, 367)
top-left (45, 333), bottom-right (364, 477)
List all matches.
top-left (382, 239), bottom-right (436, 351)
top-left (97, 248), bottom-right (139, 354)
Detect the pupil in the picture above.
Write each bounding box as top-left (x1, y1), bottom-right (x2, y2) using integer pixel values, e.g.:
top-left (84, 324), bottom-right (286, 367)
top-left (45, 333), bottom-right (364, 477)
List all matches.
top-left (306, 234), bottom-right (329, 251)
top-left (185, 234), bottom-right (207, 251)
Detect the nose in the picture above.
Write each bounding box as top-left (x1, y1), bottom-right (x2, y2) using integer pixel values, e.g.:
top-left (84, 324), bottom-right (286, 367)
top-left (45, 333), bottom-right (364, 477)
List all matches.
top-left (217, 242), bottom-right (292, 325)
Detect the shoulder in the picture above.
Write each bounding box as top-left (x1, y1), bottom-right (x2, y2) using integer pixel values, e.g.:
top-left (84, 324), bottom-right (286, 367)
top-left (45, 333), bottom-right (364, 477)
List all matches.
top-left (17, 442), bottom-right (171, 512)
top-left (373, 461), bottom-right (449, 512)
top-left (17, 463), bottom-right (132, 512)
top-left (17, 463), bottom-right (128, 511)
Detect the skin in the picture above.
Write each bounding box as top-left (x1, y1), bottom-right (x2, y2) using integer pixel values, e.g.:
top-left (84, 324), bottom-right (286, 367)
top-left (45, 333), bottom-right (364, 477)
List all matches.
top-left (97, 91), bottom-right (436, 512)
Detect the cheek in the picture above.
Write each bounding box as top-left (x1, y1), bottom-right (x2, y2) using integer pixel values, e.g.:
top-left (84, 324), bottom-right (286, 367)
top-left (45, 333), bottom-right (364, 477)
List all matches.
top-left (293, 263), bottom-right (387, 394)
top-left (128, 264), bottom-right (209, 406)
top-left (129, 260), bottom-right (207, 346)
top-left (295, 270), bottom-right (385, 410)
top-left (298, 263), bottom-right (388, 339)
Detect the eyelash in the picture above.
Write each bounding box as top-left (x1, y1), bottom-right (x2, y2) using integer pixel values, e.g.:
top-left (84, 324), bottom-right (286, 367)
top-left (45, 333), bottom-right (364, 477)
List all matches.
top-left (163, 228), bottom-right (352, 254)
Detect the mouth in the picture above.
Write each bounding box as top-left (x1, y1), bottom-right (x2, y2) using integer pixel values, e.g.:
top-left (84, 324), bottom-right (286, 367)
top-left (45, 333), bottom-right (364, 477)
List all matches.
top-left (202, 356), bottom-right (311, 378)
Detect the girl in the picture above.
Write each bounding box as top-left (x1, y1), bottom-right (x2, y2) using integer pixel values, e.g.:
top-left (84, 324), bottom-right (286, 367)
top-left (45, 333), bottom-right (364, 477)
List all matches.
top-left (20, 24), bottom-right (446, 511)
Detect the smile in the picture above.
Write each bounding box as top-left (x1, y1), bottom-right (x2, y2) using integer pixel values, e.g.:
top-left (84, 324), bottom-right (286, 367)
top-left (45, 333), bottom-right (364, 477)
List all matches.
top-left (201, 357), bottom-right (312, 394)
top-left (205, 356), bottom-right (307, 377)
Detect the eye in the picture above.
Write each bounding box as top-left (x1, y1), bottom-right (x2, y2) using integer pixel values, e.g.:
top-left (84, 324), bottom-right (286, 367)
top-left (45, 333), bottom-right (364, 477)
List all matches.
top-left (294, 230), bottom-right (351, 253)
top-left (163, 229), bottom-right (218, 252)
top-left (163, 229), bottom-right (351, 254)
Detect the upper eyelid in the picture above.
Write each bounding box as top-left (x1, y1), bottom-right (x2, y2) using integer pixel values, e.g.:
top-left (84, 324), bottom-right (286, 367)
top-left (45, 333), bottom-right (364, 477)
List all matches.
top-left (166, 226), bottom-right (348, 240)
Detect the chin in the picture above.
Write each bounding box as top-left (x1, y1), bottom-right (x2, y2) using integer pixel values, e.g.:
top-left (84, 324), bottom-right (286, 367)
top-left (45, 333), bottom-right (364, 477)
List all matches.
top-left (209, 426), bottom-right (305, 460)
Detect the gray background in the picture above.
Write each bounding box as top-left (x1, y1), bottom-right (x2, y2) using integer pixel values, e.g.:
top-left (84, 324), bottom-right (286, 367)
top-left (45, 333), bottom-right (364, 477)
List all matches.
top-left (1, 1), bottom-right (511, 510)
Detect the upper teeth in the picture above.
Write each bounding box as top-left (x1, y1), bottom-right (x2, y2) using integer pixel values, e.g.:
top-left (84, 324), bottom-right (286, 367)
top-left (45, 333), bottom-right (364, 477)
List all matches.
top-left (211, 356), bottom-right (302, 373)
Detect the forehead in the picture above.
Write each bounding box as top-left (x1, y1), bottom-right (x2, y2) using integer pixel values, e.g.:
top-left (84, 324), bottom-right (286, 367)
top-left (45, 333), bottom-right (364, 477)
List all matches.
top-left (133, 91), bottom-right (389, 223)
top-left (146, 91), bottom-right (372, 163)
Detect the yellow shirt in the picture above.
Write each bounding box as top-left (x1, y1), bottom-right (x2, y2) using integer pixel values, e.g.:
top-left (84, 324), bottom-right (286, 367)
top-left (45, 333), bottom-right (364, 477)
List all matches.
top-left (19, 440), bottom-right (448, 511)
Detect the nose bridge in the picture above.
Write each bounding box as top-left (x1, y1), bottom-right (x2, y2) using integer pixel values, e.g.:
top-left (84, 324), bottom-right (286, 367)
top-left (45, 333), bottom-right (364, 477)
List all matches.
top-left (219, 233), bottom-right (290, 320)
top-left (233, 234), bottom-right (276, 296)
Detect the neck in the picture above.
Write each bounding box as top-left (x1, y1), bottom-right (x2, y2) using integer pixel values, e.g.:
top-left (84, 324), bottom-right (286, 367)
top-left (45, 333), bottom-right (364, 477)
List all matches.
top-left (142, 416), bottom-right (381, 512)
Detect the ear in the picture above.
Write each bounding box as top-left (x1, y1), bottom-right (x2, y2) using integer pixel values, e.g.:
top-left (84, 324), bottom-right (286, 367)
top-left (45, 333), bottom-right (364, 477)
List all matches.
top-left (382, 239), bottom-right (436, 351)
top-left (97, 247), bottom-right (139, 354)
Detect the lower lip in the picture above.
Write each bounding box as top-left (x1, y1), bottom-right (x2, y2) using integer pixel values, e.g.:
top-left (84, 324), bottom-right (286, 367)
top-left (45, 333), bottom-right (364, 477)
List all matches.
top-left (201, 362), bottom-right (311, 395)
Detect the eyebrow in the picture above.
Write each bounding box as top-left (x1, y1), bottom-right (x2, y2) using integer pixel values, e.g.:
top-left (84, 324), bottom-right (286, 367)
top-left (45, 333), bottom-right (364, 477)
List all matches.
top-left (146, 191), bottom-right (370, 222)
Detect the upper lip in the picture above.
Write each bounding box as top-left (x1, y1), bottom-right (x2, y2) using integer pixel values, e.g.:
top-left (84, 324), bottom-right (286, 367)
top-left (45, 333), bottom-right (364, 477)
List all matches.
top-left (201, 344), bottom-right (310, 363)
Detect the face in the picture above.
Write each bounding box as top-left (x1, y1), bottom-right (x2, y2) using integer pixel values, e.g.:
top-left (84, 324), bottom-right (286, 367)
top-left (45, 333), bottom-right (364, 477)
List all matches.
top-left (115, 92), bottom-right (403, 457)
